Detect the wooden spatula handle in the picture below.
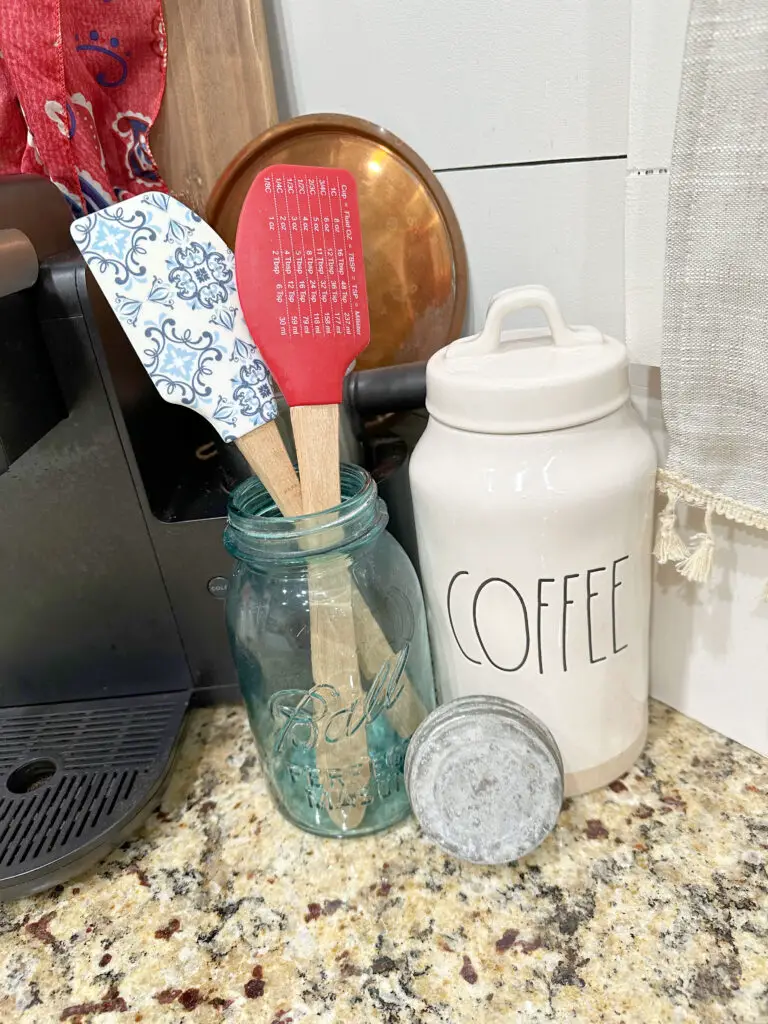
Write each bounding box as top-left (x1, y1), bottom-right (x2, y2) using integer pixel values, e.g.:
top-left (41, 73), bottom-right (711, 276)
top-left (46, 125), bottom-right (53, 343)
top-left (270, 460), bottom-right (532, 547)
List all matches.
top-left (292, 405), bottom-right (428, 736)
top-left (290, 404), bottom-right (341, 511)
top-left (290, 403), bottom-right (372, 830)
top-left (236, 420), bottom-right (303, 517)
top-left (237, 414), bottom-right (427, 742)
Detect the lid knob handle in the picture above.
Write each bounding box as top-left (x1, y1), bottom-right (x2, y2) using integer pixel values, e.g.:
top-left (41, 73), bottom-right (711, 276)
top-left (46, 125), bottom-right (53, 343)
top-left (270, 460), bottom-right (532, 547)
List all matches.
top-left (448, 285), bottom-right (603, 359)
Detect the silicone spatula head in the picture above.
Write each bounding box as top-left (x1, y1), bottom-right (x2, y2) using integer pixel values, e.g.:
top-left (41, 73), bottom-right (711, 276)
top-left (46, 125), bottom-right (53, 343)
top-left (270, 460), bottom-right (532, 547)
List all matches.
top-left (70, 193), bottom-right (278, 442)
top-left (235, 165), bottom-right (370, 407)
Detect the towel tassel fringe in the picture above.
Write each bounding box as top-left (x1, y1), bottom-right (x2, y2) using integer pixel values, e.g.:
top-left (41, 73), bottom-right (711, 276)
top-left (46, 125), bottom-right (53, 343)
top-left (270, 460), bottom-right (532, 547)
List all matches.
top-left (654, 489), bottom-right (690, 564)
top-left (676, 504), bottom-right (715, 584)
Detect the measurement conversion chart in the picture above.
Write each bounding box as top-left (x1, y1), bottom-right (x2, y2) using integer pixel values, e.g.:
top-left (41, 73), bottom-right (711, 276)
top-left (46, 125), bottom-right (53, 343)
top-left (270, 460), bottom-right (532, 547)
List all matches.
top-left (236, 164), bottom-right (370, 405)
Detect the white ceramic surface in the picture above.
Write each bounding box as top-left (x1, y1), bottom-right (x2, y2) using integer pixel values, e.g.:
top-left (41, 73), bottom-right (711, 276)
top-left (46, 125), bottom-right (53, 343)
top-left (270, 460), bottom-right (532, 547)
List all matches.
top-left (426, 285), bottom-right (626, 434)
top-left (410, 288), bottom-right (658, 796)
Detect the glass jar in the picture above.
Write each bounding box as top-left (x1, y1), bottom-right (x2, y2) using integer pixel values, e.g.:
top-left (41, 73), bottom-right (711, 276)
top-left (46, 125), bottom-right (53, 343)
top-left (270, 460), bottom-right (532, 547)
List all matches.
top-left (224, 464), bottom-right (435, 837)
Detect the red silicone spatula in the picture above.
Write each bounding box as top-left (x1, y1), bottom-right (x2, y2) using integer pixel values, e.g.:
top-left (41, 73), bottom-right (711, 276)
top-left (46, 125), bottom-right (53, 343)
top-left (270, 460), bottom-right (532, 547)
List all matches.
top-left (236, 165), bottom-right (372, 830)
top-left (235, 164), bottom-right (370, 511)
top-left (235, 165), bottom-right (370, 397)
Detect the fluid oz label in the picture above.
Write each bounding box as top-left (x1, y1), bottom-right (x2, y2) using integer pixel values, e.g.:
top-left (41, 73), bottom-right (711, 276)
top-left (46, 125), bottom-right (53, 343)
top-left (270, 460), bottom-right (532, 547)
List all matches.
top-left (445, 556), bottom-right (631, 674)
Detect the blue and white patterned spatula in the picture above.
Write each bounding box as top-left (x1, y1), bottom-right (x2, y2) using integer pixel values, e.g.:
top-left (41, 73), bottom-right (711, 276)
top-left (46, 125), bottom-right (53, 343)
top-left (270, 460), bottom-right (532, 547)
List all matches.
top-left (70, 193), bottom-right (302, 516)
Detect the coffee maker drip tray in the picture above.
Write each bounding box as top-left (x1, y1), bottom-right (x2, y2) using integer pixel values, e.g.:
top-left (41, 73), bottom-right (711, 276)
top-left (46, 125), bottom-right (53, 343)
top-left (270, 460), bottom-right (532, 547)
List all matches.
top-left (0, 691), bottom-right (189, 901)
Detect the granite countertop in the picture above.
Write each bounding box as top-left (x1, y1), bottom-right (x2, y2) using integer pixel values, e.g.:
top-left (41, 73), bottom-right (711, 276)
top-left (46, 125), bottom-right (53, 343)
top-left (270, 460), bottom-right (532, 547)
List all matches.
top-left (1, 701), bottom-right (767, 1024)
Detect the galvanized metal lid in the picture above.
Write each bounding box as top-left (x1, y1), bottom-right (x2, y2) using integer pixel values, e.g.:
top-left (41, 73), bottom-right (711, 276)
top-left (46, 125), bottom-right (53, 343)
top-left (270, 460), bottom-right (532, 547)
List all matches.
top-left (404, 695), bottom-right (564, 864)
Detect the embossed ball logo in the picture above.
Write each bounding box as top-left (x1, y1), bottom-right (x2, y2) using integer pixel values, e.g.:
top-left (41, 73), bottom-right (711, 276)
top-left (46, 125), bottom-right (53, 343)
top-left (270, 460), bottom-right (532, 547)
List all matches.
top-left (269, 646), bottom-right (409, 752)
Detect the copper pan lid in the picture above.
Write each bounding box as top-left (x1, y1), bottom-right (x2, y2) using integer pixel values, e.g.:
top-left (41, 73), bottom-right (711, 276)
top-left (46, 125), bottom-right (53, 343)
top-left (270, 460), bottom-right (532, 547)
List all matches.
top-left (207, 114), bottom-right (468, 371)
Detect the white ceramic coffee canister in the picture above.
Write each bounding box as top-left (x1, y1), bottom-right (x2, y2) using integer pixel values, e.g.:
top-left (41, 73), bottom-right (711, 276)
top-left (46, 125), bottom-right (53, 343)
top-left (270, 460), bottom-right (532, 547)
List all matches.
top-left (410, 285), bottom-right (657, 796)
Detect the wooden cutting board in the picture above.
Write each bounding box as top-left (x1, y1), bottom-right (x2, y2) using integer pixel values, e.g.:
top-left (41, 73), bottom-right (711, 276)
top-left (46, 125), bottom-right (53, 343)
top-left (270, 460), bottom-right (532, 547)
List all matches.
top-left (151, 0), bottom-right (277, 214)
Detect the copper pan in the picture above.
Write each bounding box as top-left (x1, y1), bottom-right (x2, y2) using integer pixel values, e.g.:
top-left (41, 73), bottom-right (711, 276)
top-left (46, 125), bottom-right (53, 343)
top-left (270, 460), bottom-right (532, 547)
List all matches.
top-left (207, 114), bottom-right (468, 371)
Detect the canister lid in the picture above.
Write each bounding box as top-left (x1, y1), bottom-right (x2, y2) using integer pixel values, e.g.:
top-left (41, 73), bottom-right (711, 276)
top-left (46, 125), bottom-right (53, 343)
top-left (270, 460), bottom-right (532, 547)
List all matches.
top-left (426, 285), bottom-right (629, 433)
top-left (404, 695), bottom-right (563, 864)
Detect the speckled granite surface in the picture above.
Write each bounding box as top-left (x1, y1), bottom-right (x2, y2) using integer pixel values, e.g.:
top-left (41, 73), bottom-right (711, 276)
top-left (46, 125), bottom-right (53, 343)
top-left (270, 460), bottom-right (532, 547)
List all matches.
top-left (1, 700), bottom-right (767, 1024)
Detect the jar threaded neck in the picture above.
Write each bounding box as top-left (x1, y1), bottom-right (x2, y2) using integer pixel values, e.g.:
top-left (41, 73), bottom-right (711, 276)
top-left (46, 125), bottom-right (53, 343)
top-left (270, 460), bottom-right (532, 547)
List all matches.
top-left (224, 463), bottom-right (388, 565)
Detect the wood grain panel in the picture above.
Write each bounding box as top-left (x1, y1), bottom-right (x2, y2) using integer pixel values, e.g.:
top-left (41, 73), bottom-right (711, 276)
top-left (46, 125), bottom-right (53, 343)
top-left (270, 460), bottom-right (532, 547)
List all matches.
top-left (152, 0), bottom-right (277, 213)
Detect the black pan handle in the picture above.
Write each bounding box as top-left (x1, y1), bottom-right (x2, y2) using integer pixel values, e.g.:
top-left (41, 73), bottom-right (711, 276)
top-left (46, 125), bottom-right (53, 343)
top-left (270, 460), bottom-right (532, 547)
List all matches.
top-left (345, 361), bottom-right (427, 416)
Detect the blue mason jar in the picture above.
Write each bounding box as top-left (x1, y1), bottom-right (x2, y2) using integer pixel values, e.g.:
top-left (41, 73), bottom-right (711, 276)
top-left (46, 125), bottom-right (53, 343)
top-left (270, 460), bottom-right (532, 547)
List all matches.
top-left (224, 464), bottom-right (435, 837)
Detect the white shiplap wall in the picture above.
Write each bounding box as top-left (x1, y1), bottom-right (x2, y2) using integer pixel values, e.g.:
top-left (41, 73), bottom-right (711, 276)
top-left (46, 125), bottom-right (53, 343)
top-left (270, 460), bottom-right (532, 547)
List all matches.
top-left (439, 160), bottom-right (625, 338)
top-left (265, 0), bottom-right (630, 336)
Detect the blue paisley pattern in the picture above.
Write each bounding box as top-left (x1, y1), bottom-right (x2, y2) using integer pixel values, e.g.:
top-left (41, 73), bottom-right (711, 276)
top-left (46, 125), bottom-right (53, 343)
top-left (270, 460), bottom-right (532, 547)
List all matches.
top-left (142, 318), bottom-right (222, 406)
top-left (70, 204), bottom-right (156, 284)
top-left (113, 275), bottom-right (174, 326)
top-left (69, 193), bottom-right (276, 442)
top-left (167, 241), bottom-right (234, 309)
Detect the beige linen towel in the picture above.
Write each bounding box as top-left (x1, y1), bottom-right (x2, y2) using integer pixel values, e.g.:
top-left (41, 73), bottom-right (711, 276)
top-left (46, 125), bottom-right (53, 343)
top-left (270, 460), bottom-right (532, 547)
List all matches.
top-left (655, 0), bottom-right (768, 588)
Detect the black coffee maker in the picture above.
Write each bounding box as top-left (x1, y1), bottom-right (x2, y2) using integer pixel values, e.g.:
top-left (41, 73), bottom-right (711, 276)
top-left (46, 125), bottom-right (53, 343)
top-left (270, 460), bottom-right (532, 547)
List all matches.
top-left (0, 175), bottom-right (427, 899)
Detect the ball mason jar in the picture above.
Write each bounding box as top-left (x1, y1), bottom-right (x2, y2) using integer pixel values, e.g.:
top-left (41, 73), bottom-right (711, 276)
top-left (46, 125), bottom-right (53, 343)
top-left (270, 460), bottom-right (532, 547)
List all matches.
top-left (224, 464), bottom-right (435, 837)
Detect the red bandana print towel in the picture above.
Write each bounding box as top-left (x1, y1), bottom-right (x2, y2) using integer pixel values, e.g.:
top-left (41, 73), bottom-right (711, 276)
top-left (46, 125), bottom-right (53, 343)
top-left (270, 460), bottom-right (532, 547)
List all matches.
top-left (0, 0), bottom-right (168, 216)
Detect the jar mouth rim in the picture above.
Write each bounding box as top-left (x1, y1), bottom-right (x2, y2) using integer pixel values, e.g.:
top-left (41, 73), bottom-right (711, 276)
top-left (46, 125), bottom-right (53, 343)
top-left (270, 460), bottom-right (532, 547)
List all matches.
top-left (229, 463), bottom-right (374, 534)
top-left (225, 463), bottom-right (388, 562)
